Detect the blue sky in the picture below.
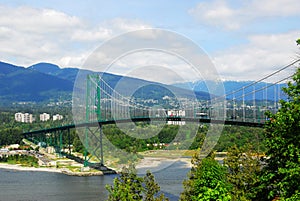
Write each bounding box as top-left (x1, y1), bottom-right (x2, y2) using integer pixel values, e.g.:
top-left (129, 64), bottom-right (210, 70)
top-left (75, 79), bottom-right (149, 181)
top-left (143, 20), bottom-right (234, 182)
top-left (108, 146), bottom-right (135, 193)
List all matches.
top-left (0, 0), bottom-right (299, 81)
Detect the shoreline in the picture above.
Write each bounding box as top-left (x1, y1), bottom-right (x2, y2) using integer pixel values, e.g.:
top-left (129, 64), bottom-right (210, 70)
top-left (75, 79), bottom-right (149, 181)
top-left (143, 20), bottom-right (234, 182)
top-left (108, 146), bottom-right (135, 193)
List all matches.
top-left (0, 163), bottom-right (104, 176)
top-left (136, 157), bottom-right (192, 174)
top-left (136, 157), bottom-right (192, 169)
top-left (0, 155), bottom-right (194, 175)
top-left (0, 163), bottom-right (62, 173)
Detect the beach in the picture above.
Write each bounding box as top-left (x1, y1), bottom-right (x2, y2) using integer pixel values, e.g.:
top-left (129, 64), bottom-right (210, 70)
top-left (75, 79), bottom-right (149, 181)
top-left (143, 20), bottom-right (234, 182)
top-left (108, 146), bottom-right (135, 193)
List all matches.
top-left (0, 163), bottom-right (105, 176)
top-left (0, 156), bottom-right (192, 175)
top-left (136, 157), bottom-right (192, 169)
top-left (0, 163), bottom-right (62, 173)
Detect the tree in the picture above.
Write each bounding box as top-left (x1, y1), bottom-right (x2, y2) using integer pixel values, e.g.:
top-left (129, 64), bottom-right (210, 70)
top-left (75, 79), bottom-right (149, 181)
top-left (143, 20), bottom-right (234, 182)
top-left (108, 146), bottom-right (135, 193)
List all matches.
top-left (106, 165), bottom-right (169, 201)
top-left (224, 144), bottom-right (261, 201)
top-left (180, 152), bottom-right (231, 201)
top-left (72, 134), bottom-right (84, 153)
top-left (144, 171), bottom-right (169, 201)
top-left (106, 165), bottom-right (144, 201)
top-left (255, 68), bottom-right (300, 200)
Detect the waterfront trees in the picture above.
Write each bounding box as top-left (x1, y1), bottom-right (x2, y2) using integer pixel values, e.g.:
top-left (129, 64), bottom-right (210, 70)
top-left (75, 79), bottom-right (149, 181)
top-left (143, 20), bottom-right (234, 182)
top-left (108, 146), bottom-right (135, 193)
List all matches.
top-left (106, 166), bottom-right (169, 201)
top-left (106, 166), bottom-right (144, 201)
top-left (180, 152), bottom-right (231, 201)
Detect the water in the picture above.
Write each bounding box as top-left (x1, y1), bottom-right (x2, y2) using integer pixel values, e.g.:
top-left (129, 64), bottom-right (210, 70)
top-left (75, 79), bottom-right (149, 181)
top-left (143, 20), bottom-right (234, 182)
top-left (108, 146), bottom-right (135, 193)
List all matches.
top-left (0, 169), bottom-right (113, 201)
top-left (0, 161), bottom-right (190, 201)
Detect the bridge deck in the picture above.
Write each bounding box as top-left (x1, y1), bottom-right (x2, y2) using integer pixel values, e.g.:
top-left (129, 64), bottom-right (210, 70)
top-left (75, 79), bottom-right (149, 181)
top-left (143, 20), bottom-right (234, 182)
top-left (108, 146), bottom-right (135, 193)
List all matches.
top-left (22, 117), bottom-right (264, 136)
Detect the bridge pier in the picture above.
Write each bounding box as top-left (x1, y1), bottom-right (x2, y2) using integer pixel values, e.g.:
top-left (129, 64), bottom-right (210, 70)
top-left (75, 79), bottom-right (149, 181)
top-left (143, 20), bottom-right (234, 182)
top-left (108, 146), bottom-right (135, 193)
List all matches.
top-left (99, 125), bottom-right (104, 166)
top-left (68, 128), bottom-right (71, 154)
top-left (83, 125), bottom-right (104, 168)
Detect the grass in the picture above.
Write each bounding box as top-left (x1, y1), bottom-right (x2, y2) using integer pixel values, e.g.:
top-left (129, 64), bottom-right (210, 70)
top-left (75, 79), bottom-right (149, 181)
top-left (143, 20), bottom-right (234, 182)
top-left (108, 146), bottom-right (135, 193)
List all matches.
top-left (0, 155), bottom-right (39, 167)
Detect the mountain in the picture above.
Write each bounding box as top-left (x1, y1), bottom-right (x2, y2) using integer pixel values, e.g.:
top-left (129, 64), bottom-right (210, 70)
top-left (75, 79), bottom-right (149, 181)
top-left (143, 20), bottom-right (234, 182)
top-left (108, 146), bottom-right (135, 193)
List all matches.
top-left (173, 80), bottom-right (288, 101)
top-left (0, 62), bottom-right (211, 104)
top-left (0, 61), bottom-right (73, 102)
top-left (1, 61), bottom-right (287, 104)
top-left (30, 62), bottom-right (211, 100)
top-left (29, 63), bottom-right (83, 83)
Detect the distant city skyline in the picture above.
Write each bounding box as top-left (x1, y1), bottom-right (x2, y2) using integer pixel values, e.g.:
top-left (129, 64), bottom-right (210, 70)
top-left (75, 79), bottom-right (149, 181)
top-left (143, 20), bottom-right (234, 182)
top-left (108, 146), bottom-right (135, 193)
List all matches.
top-left (0, 0), bottom-right (299, 81)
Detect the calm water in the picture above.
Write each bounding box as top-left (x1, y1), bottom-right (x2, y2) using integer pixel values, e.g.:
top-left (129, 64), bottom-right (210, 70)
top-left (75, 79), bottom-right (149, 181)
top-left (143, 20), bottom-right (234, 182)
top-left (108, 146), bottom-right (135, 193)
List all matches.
top-left (0, 161), bottom-right (190, 201)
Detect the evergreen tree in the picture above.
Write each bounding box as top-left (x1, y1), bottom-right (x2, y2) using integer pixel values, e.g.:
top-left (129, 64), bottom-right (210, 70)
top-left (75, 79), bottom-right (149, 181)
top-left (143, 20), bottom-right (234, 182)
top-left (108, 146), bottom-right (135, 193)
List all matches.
top-left (144, 171), bottom-right (169, 201)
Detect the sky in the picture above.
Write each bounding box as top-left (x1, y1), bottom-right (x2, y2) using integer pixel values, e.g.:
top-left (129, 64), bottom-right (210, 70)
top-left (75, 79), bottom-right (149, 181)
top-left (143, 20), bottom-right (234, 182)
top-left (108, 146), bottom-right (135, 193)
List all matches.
top-left (0, 0), bottom-right (300, 82)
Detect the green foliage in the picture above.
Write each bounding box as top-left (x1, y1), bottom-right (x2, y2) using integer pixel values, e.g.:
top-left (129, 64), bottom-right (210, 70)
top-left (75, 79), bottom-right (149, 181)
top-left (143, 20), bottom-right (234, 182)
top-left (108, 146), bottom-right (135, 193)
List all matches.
top-left (296, 38), bottom-right (300, 45)
top-left (180, 152), bottom-right (231, 201)
top-left (106, 165), bottom-right (168, 201)
top-left (34, 146), bottom-right (40, 152)
top-left (256, 68), bottom-right (300, 200)
top-left (144, 171), bottom-right (169, 201)
top-left (103, 124), bottom-right (204, 152)
top-left (0, 104), bottom-right (75, 148)
top-left (0, 154), bottom-right (38, 167)
top-left (72, 134), bottom-right (85, 153)
top-left (214, 126), bottom-right (265, 153)
top-left (224, 145), bottom-right (261, 201)
top-left (106, 165), bottom-right (144, 201)
top-left (0, 126), bottom-right (22, 146)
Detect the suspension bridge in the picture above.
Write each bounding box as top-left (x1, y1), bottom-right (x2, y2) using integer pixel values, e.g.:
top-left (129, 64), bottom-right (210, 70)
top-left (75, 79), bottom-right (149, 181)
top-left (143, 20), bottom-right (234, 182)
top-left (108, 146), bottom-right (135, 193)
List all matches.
top-left (22, 59), bottom-right (299, 168)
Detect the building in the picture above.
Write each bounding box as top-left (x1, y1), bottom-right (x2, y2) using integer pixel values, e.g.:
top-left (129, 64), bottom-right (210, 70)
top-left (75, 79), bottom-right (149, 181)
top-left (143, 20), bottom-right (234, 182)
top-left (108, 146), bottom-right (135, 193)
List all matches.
top-left (15, 112), bottom-right (34, 123)
top-left (23, 113), bottom-right (33, 123)
top-left (53, 114), bottom-right (63, 121)
top-left (167, 110), bottom-right (186, 125)
top-left (14, 112), bottom-right (23, 122)
top-left (40, 113), bottom-right (50, 122)
top-left (167, 110), bottom-right (185, 117)
top-left (167, 120), bottom-right (186, 125)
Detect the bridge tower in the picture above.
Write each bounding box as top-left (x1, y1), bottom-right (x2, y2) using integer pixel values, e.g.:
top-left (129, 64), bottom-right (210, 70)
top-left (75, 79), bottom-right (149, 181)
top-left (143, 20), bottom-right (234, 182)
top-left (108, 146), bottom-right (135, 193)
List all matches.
top-left (84, 74), bottom-right (104, 167)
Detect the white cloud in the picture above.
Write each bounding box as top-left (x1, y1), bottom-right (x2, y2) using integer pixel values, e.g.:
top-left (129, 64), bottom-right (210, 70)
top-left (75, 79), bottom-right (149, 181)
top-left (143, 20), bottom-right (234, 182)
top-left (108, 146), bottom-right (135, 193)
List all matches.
top-left (189, 0), bottom-right (300, 80)
top-left (1, 2), bottom-right (298, 83)
top-left (70, 18), bottom-right (151, 42)
top-left (249, 0), bottom-right (300, 17)
top-left (112, 51), bottom-right (191, 84)
top-left (105, 18), bottom-right (151, 32)
top-left (213, 31), bottom-right (300, 81)
top-left (189, 0), bottom-right (240, 30)
top-left (0, 5), bottom-right (152, 67)
top-left (189, 0), bottom-right (300, 30)
top-left (0, 6), bottom-right (81, 33)
top-left (81, 29), bottom-right (221, 84)
top-left (71, 28), bottom-right (113, 42)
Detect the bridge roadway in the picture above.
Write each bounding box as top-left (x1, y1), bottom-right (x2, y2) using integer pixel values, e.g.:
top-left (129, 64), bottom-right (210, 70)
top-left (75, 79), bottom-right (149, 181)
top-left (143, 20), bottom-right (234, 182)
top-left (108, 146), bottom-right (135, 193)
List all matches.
top-left (22, 117), bottom-right (264, 136)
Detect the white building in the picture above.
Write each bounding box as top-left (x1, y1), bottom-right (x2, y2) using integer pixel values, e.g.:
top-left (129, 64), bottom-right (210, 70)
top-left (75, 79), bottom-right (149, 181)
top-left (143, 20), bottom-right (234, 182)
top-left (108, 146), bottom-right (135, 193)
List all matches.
top-left (40, 113), bottom-right (50, 122)
top-left (23, 113), bottom-right (33, 123)
top-left (167, 120), bottom-right (186, 125)
top-left (15, 112), bottom-right (23, 122)
top-left (167, 110), bottom-right (186, 117)
top-left (167, 110), bottom-right (186, 125)
top-left (15, 112), bottom-right (34, 123)
top-left (53, 114), bottom-right (63, 121)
